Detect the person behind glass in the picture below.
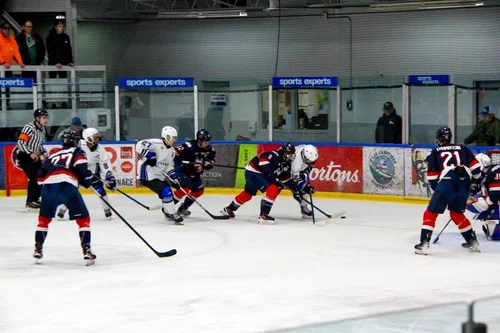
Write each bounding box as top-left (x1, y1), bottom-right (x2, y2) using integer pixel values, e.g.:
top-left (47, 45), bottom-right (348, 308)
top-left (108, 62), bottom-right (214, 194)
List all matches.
top-left (46, 20), bottom-right (74, 78)
top-left (17, 109), bottom-right (49, 209)
top-left (0, 22), bottom-right (25, 109)
top-left (375, 101), bottom-right (402, 144)
top-left (15, 19), bottom-right (46, 81)
top-left (57, 117), bottom-right (83, 140)
top-left (463, 106), bottom-right (500, 146)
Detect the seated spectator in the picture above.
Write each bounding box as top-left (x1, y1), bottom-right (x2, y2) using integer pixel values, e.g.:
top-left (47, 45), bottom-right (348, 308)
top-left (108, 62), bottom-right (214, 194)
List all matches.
top-left (46, 20), bottom-right (74, 78)
top-left (15, 19), bottom-right (45, 80)
top-left (375, 101), bottom-right (402, 144)
top-left (463, 106), bottom-right (500, 146)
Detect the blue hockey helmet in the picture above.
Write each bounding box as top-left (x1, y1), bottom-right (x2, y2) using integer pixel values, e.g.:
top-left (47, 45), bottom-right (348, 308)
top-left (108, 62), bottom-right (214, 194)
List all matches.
top-left (279, 142), bottom-right (296, 160)
top-left (436, 126), bottom-right (452, 143)
top-left (62, 129), bottom-right (79, 147)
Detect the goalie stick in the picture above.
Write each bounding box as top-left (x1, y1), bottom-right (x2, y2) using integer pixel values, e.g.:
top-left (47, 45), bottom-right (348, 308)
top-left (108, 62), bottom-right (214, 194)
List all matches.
top-left (90, 186), bottom-right (177, 258)
top-left (162, 170), bottom-right (230, 220)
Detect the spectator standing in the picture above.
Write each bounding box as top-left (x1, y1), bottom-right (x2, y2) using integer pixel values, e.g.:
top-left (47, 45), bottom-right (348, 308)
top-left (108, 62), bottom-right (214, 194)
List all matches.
top-left (463, 106), bottom-right (500, 146)
top-left (17, 109), bottom-right (49, 209)
top-left (46, 20), bottom-right (74, 78)
top-left (0, 22), bottom-right (25, 109)
top-left (375, 101), bottom-right (402, 144)
top-left (15, 19), bottom-right (46, 80)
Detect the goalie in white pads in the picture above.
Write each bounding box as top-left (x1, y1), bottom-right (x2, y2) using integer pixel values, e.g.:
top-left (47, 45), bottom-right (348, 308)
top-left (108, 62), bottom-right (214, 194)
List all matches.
top-left (290, 144), bottom-right (319, 218)
top-left (467, 153), bottom-right (500, 240)
top-left (136, 126), bottom-right (183, 224)
top-left (57, 127), bottom-right (117, 220)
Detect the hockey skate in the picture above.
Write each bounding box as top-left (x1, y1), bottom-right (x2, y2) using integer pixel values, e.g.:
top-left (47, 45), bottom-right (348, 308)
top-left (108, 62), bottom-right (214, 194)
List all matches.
top-left (163, 208), bottom-right (184, 225)
top-left (221, 206), bottom-right (235, 218)
top-left (301, 206), bottom-right (313, 219)
top-left (104, 209), bottom-right (112, 220)
top-left (57, 208), bottom-right (67, 220)
top-left (177, 203), bottom-right (191, 216)
top-left (461, 231), bottom-right (481, 252)
top-left (83, 247), bottom-right (97, 266)
top-left (26, 201), bottom-right (41, 210)
top-left (33, 242), bottom-right (43, 262)
top-left (258, 213), bottom-right (275, 224)
top-left (414, 241), bottom-right (429, 255)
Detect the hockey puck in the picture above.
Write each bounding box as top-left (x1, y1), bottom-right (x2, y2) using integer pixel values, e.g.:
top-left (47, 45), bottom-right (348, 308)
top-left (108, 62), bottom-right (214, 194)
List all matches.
top-left (341, 216), bottom-right (346, 219)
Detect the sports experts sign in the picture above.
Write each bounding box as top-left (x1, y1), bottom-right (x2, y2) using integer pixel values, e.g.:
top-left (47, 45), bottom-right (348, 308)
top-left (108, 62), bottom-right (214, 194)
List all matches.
top-left (118, 77), bottom-right (194, 89)
top-left (0, 78), bottom-right (33, 88)
top-left (272, 76), bottom-right (338, 88)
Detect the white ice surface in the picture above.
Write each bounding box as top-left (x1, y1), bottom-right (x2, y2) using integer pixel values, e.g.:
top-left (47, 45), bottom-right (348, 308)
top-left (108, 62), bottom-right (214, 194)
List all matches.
top-left (1, 193), bottom-right (500, 333)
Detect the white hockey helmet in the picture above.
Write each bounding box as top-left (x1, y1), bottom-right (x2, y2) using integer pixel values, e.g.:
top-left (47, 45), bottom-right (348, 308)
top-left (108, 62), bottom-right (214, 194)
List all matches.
top-left (301, 145), bottom-right (319, 164)
top-left (476, 153), bottom-right (491, 172)
top-left (82, 127), bottom-right (100, 144)
top-left (161, 126), bottom-right (178, 145)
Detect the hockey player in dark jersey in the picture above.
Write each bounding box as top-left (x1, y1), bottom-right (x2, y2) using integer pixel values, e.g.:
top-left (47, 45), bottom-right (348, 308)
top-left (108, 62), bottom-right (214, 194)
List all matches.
top-left (34, 130), bottom-right (95, 265)
top-left (221, 143), bottom-right (307, 224)
top-left (467, 153), bottom-right (500, 240)
top-left (415, 126), bottom-right (482, 255)
top-left (173, 129), bottom-right (216, 216)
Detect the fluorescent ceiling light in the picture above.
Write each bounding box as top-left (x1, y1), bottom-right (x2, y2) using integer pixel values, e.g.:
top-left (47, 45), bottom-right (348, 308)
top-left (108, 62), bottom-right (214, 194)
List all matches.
top-left (370, 1), bottom-right (484, 11)
top-left (56, 15), bottom-right (66, 19)
top-left (157, 10), bottom-right (247, 18)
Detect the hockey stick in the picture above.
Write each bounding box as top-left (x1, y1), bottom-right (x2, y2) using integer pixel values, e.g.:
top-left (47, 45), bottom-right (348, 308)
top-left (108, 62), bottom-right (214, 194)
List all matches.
top-left (115, 188), bottom-right (163, 211)
top-left (90, 186), bottom-right (177, 258)
top-left (432, 219), bottom-right (452, 244)
top-left (162, 171), bottom-right (230, 220)
top-left (307, 174), bottom-right (316, 224)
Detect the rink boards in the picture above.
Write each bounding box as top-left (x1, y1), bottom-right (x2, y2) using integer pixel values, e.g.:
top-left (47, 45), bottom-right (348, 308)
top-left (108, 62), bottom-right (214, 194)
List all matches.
top-left (0, 142), bottom-right (494, 198)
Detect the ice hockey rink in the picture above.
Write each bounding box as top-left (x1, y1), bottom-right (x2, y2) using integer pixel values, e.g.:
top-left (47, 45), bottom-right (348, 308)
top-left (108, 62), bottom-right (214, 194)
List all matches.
top-left (2, 193), bottom-right (500, 333)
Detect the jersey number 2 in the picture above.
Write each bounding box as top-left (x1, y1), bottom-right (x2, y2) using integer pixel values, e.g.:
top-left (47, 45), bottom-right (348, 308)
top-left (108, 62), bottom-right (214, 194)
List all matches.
top-left (441, 151), bottom-right (461, 168)
top-left (50, 153), bottom-right (72, 169)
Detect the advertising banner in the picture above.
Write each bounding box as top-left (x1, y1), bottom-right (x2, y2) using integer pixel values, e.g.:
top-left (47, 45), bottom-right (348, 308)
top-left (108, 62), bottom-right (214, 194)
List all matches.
top-left (202, 144), bottom-right (239, 188)
top-left (0, 145), bottom-right (4, 189)
top-left (118, 77), bottom-right (194, 89)
top-left (4, 143), bottom-right (137, 192)
top-left (272, 77), bottom-right (338, 88)
top-left (235, 144), bottom-right (258, 188)
top-left (404, 147), bottom-right (433, 198)
top-left (257, 144), bottom-right (363, 193)
top-left (408, 75), bottom-right (449, 85)
top-left (363, 147), bottom-right (405, 195)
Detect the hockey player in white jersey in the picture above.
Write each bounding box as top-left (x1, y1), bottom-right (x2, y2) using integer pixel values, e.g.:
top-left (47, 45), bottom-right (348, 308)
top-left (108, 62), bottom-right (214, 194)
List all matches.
top-left (290, 144), bottom-right (319, 218)
top-left (136, 126), bottom-right (183, 224)
top-left (57, 127), bottom-right (117, 220)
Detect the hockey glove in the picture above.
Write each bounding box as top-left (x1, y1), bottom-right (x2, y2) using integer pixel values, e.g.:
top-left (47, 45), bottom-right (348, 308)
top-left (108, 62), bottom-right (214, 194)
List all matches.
top-left (203, 159), bottom-right (214, 170)
top-left (471, 181), bottom-right (482, 196)
top-left (81, 170), bottom-right (93, 189)
top-left (145, 151), bottom-right (157, 167)
top-left (298, 180), bottom-right (315, 195)
top-left (167, 170), bottom-right (180, 188)
top-left (194, 158), bottom-right (204, 173)
top-left (105, 172), bottom-right (117, 191)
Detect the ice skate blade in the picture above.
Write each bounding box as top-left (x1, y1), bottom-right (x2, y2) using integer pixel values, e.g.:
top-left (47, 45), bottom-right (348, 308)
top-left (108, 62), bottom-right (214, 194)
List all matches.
top-left (414, 250), bottom-right (428, 255)
top-left (258, 218), bottom-right (274, 225)
top-left (85, 259), bottom-right (95, 266)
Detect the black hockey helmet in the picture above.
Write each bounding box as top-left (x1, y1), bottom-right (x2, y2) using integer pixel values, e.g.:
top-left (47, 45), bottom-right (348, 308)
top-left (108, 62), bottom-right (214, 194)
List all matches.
top-left (436, 126), bottom-right (452, 143)
top-left (62, 129), bottom-right (79, 148)
top-left (279, 142), bottom-right (296, 159)
top-left (34, 108), bottom-right (48, 119)
top-left (197, 129), bottom-right (212, 142)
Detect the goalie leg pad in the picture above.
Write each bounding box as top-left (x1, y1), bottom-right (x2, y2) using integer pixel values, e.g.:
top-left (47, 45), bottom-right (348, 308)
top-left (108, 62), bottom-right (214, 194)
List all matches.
top-left (467, 196), bottom-right (492, 214)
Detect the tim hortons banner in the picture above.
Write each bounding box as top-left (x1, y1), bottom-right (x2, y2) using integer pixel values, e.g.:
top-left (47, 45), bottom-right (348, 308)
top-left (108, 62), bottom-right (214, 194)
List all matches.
top-left (363, 147), bottom-right (405, 196)
top-left (404, 147), bottom-right (433, 198)
top-left (5, 143), bottom-right (137, 192)
top-left (202, 144), bottom-right (239, 188)
top-left (257, 144), bottom-right (363, 193)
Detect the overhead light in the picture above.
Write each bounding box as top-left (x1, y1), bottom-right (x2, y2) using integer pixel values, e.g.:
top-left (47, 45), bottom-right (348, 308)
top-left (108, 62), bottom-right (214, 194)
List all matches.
top-left (370, 1), bottom-right (484, 11)
top-left (157, 10), bottom-right (247, 19)
top-left (56, 15), bottom-right (66, 19)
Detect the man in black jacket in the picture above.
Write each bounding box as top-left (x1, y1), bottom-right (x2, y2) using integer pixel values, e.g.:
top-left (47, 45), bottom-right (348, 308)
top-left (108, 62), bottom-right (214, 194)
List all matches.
top-left (15, 19), bottom-right (45, 81)
top-left (46, 20), bottom-right (74, 78)
top-left (375, 101), bottom-right (402, 144)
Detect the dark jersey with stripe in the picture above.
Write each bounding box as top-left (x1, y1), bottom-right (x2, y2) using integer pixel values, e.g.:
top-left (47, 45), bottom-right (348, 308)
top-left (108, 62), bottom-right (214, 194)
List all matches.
top-left (426, 144), bottom-right (480, 190)
top-left (247, 150), bottom-right (292, 182)
top-left (37, 147), bottom-right (91, 188)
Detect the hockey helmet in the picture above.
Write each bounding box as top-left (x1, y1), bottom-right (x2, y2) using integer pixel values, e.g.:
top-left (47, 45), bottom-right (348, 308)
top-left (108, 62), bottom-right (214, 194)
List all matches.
top-left (161, 126), bottom-right (178, 146)
top-left (62, 129), bottom-right (79, 148)
top-left (197, 129), bottom-right (212, 142)
top-left (279, 142), bottom-right (296, 161)
top-left (301, 145), bottom-right (319, 164)
top-left (33, 108), bottom-right (48, 119)
top-left (436, 126), bottom-right (452, 143)
top-left (475, 153), bottom-right (491, 172)
top-left (82, 127), bottom-right (101, 145)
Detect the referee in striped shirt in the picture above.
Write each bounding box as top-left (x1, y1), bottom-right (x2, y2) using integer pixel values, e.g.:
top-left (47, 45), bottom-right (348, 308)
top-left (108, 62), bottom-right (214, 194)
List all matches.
top-left (17, 109), bottom-right (49, 209)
